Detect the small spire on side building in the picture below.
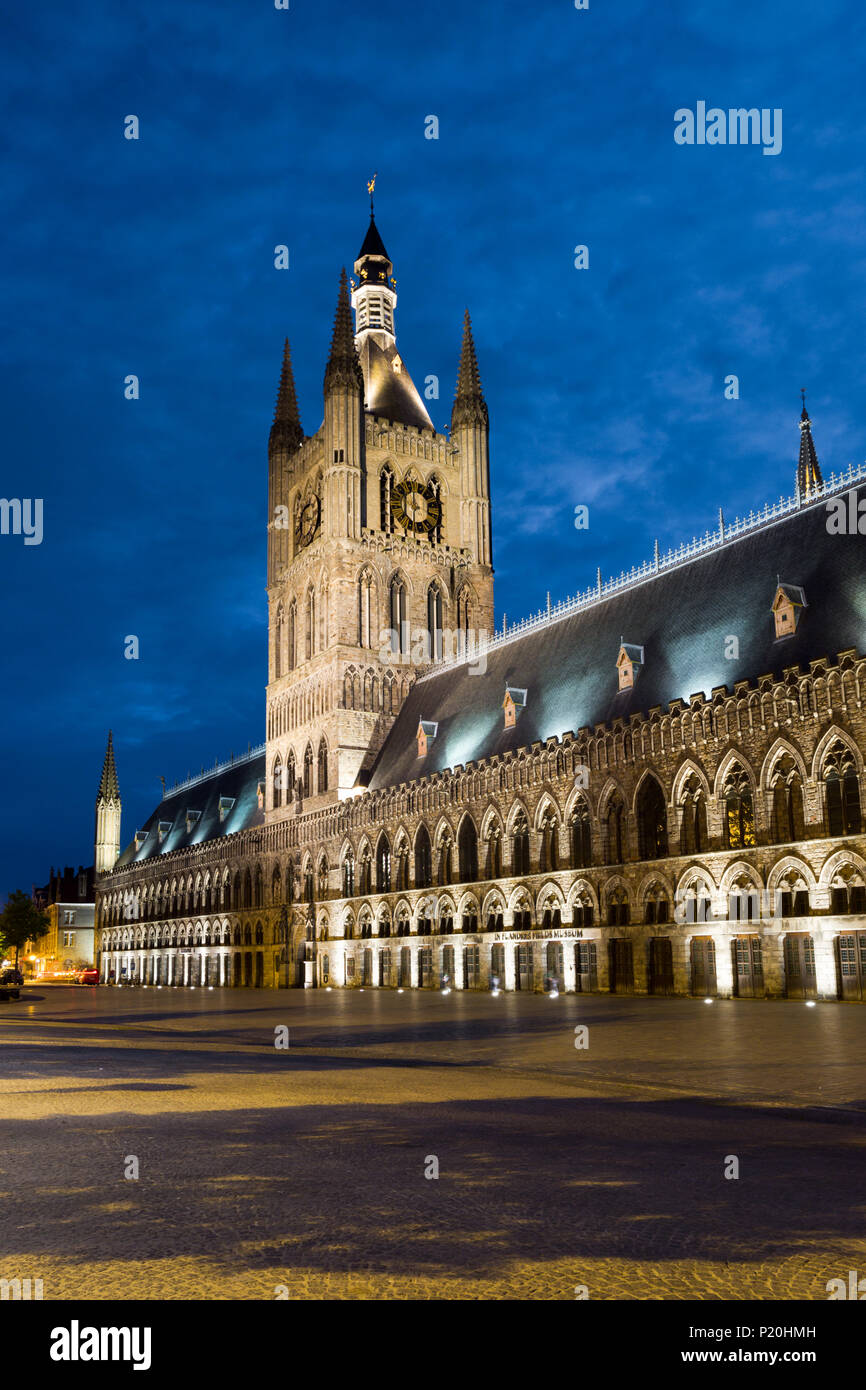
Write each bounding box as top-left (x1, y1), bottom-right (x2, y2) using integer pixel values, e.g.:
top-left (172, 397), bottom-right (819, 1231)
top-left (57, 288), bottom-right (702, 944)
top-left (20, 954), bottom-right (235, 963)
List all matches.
top-left (797, 389), bottom-right (823, 499)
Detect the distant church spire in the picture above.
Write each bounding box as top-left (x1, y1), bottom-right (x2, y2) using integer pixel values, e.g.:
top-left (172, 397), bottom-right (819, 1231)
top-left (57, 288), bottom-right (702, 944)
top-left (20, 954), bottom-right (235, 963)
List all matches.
top-left (797, 389), bottom-right (823, 499)
top-left (451, 309), bottom-right (488, 429)
top-left (95, 731), bottom-right (122, 875)
top-left (269, 337), bottom-right (303, 454)
top-left (324, 268), bottom-right (363, 392)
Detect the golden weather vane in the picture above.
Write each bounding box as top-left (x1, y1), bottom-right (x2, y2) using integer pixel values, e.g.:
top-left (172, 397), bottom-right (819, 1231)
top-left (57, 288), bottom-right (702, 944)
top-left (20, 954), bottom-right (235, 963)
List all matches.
top-left (367, 171), bottom-right (377, 213)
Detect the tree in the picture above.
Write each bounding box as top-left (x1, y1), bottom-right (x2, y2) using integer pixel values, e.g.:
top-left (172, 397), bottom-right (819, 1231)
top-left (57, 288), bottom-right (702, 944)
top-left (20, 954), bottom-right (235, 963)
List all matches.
top-left (0, 891), bottom-right (49, 966)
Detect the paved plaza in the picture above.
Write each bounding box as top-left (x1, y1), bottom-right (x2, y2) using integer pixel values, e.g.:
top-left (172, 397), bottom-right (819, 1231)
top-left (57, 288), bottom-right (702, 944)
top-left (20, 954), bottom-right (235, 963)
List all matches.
top-left (1, 986), bottom-right (865, 1300)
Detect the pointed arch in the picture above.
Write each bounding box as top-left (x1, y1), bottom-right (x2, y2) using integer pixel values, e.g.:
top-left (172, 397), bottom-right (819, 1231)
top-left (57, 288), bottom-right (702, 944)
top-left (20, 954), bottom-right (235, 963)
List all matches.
top-left (457, 812), bottom-right (478, 883)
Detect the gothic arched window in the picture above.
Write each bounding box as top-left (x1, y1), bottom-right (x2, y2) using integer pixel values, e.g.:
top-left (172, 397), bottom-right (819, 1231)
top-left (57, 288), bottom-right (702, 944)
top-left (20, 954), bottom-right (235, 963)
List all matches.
top-left (637, 776), bottom-right (668, 860)
top-left (303, 743), bottom-right (313, 798)
top-left (342, 851), bottom-right (355, 898)
top-left (723, 766), bottom-right (756, 849)
top-left (824, 744), bottom-right (861, 837)
top-left (485, 825), bottom-right (502, 879)
top-left (539, 811), bottom-right (559, 872)
top-left (273, 755), bottom-right (283, 809)
top-left (390, 575), bottom-right (408, 656)
top-left (512, 813), bottom-right (530, 875)
top-left (679, 775), bottom-right (708, 855)
top-left (570, 802), bottom-right (592, 868)
top-left (770, 755), bottom-right (805, 843)
top-left (414, 824), bottom-right (433, 888)
top-left (286, 749), bottom-right (296, 803)
top-left (376, 834), bottom-right (391, 893)
top-left (380, 467), bottom-right (394, 534)
top-left (288, 601), bottom-right (297, 671)
top-left (317, 739), bottom-right (328, 795)
top-left (427, 583), bottom-right (444, 661)
top-left (458, 816), bottom-right (478, 883)
top-left (358, 570), bottom-right (374, 648)
top-left (305, 587), bottom-right (315, 661)
top-left (605, 795), bottom-right (625, 865)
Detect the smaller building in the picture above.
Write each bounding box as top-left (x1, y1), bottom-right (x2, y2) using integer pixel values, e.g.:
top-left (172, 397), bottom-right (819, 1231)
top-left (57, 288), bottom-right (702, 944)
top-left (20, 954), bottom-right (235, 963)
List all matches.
top-left (27, 865), bottom-right (95, 977)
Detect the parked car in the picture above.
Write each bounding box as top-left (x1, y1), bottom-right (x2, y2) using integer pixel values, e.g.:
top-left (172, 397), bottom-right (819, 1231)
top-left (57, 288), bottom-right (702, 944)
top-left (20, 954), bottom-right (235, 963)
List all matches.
top-left (77, 968), bottom-right (99, 985)
top-left (0, 967), bottom-right (23, 1001)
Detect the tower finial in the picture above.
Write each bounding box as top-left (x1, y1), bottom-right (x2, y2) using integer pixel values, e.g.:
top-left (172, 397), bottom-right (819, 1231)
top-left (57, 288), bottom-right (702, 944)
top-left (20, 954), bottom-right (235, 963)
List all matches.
top-left (451, 309), bottom-right (488, 429)
top-left (367, 171), bottom-right (377, 216)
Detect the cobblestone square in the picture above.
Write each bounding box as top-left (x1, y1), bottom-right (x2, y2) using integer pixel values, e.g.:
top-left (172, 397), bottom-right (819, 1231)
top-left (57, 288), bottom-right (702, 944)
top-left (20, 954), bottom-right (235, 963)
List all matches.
top-left (1, 986), bottom-right (864, 1300)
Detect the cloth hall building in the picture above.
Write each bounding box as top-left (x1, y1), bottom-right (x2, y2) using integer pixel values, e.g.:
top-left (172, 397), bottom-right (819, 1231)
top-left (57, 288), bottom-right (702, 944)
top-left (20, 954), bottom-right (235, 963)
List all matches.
top-left (95, 209), bottom-right (866, 1003)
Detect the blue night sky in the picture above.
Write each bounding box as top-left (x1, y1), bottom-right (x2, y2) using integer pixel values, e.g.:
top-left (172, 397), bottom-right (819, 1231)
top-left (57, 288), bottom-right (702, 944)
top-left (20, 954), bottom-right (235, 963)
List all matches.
top-left (1, 0), bottom-right (864, 895)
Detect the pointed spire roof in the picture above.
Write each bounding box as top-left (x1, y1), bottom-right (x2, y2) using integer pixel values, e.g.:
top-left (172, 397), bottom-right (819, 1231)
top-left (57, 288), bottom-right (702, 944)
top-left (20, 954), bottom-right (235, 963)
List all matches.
top-left (97, 730), bottom-right (120, 804)
top-left (451, 309), bottom-right (488, 429)
top-left (358, 215), bottom-right (390, 263)
top-left (269, 337), bottom-right (303, 454)
top-left (324, 268), bottom-right (364, 393)
top-left (797, 389), bottom-right (823, 499)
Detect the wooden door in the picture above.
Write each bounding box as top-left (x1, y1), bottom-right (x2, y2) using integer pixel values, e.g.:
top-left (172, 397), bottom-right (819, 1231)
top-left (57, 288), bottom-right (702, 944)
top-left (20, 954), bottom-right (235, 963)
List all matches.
top-left (648, 937), bottom-right (674, 995)
top-left (608, 939), bottom-right (634, 993)
top-left (784, 933), bottom-right (816, 999)
top-left (732, 936), bottom-right (763, 997)
top-left (575, 941), bottom-right (597, 992)
top-left (690, 937), bottom-right (717, 996)
top-left (836, 932), bottom-right (866, 1000)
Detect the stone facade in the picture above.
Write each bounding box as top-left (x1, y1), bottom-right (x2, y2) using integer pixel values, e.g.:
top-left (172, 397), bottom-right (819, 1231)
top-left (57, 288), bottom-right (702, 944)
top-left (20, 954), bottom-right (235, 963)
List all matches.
top-left (94, 210), bottom-right (866, 1003)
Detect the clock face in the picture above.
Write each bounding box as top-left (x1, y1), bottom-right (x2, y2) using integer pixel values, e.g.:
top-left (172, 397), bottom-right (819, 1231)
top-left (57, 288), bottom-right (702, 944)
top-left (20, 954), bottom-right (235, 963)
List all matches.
top-left (392, 478), bottom-right (441, 537)
top-left (294, 493), bottom-right (321, 549)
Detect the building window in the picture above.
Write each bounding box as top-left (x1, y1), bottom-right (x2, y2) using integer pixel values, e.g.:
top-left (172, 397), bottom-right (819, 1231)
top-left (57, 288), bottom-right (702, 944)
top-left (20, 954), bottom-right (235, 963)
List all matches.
top-left (539, 813), bottom-right (559, 872)
top-left (723, 768), bottom-right (757, 849)
top-left (458, 816), bottom-right (478, 883)
top-left (414, 825), bottom-right (433, 888)
top-left (390, 576), bottom-right (408, 655)
top-left (605, 796), bottom-right (625, 865)
top-left (303, 744), bottom-right (313, 798)
top-left (825, 752), bottom-right (862, 837)
top-left (376, 835), bottom-right (391, 893)
top-left (317, 739), bottom-right (328, 794)
top-left (485, 828), bottom-right (502, 879)
top-left (427, 583), bottom-right (444, 661)
top-left (679, 776), bottom-right (708, 854)
top-left (570, 804), bottom-right (592, 868)
top-left (637, 776), bottom-right (668, 860)
top-left (358, 570), bottom-right (374, 648)
top-left (343, 854), bottom-right (355, 898)
top-left (511, 814), bottom-right (530, 875)
top-left (380, 468), bottom-right (394, 533)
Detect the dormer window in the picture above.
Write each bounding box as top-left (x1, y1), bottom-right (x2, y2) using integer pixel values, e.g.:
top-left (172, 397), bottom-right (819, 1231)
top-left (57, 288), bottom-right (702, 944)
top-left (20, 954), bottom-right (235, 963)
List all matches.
top-left (185, 810), bottom-right (201, 834)
top-left (503, 687), bottom-right (527, 729)
top-left (772, 583), bottom-right (806, 639)
top-left (134, 830), bottom-right (147, 850)
top-left (616, 643), bottom-right (644, 690)
top-left (417, 720), bottom-right (438, 758)
top-left (219, 796), bottom-right (235, 823)
top-left (157, 821), bottom-right (172, 844)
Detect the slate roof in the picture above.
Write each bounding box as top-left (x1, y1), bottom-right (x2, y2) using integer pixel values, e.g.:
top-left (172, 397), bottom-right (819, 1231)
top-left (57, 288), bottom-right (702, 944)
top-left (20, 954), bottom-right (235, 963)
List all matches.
top-left (115, 752), bottom-right (266, 868)
top-left (368, 482), bottom-right (866, 790)
top-left (358, 335), bottom-right (434, 431)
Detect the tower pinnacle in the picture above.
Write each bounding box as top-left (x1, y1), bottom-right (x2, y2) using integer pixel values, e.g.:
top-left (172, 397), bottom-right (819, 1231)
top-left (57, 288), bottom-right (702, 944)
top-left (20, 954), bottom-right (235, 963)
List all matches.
top-left (94, 731), bottom-right (122, 875)
top-left (451, 309), bottom-right (488, 429)
top-left (797, 390), bottom-right (823, 499)
top-left (324, 269), bottom-right (364, 393)
top-left (269, 338), bottom-right (303, 455)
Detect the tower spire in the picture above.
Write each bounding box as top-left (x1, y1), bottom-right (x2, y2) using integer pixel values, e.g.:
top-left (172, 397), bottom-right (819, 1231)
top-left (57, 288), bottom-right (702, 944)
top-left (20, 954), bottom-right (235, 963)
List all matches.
top-left (94, 730), bottom-right (122, 874)
top-left (97, 729), bottom-right (119, 802)
top-left (269, 337), bottom-right (303, 454)
top-left (797, 389), bottom-right (823, 499)
top-left (451, 309), bottom-right (488, 429)
top-left (324, 268), bottom-right (363, 393)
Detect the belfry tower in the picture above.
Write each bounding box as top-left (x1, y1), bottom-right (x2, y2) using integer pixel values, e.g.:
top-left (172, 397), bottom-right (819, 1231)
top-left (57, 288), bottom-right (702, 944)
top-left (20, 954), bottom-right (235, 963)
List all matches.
top-left (94, 730), bottom-right (122, 874)
top-left (265, 194), bottom-right (494, 817)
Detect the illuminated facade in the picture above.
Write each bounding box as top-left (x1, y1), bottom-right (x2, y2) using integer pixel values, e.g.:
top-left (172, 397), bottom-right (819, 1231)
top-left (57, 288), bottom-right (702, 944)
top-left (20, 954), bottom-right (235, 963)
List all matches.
top-left (95, 211), bottom-right (866, 1002)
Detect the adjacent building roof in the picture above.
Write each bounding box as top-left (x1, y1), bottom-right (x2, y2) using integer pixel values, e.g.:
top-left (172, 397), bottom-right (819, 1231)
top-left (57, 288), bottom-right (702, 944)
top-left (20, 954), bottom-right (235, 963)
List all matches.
top-left (115, 752), bottom-right (266, 868)
top-left (368, 480), bottom-right (866, 790)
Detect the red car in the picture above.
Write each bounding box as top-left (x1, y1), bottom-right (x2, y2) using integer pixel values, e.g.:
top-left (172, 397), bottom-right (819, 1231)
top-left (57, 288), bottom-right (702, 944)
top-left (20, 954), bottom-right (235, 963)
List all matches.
top-left (77, 968), bottom-right (99, 985)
